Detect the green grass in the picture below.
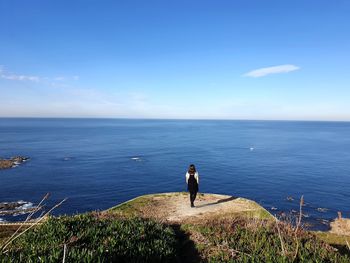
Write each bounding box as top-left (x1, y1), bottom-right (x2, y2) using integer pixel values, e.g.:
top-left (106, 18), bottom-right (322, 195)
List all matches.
top-left (313, 231), bottom-right (350, 256)
top-left (314, 231), bottom-right (349, 246)
top-left (1, 214), bottom-right (349, 263)
top-left (108, 192), bottom-right (188, 217)
top-left (235, 207), bottom-right (273, 220)
top-left (1, 193), bottom-right (349, 263)
top-left (108, 196), bottom-right (152, 216)
top-left (0, 213), bottom-right (177, 263)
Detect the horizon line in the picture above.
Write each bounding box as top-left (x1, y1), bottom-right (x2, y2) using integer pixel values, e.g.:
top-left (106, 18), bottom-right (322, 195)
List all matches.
top-left (0, 116), bottom-right (349, 123)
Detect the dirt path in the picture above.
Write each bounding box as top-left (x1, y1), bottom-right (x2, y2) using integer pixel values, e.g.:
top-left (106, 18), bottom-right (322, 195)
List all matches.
top-left (109, 192), bottom-right (272, 223)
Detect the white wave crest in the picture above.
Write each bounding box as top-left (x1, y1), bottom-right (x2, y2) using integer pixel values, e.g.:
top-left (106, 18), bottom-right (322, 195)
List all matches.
top-left (20, 202), bottom-right (34, 210)
top-left (131, 157), bottom-right (142, 161)
top-left (15, 201), bottom-right (34, 210)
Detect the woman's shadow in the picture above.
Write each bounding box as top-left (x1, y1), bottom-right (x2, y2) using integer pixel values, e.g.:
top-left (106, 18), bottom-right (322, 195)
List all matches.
top-left (195, 196), bottom-right (237, 208)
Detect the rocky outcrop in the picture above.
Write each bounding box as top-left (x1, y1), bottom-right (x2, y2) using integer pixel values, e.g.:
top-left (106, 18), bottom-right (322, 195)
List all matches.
top-left (108, 192), bottom-right (273, 223)
top-left (0, 156), bottom-right (29, 170)
top-left (330, 212), bottom-right (350, 236)
top-left (0, 201), bottom-right (35, 216)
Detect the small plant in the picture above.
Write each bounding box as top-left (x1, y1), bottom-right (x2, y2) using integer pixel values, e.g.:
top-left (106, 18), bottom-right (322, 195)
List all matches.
top-left (1, 193), bottom-right (66, 252)
top-left (0, 213), bottom-right (177, 262)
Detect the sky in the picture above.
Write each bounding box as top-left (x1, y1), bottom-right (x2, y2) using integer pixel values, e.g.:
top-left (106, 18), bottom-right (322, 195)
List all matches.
top-left (0, 0), bottom-right (349, 120)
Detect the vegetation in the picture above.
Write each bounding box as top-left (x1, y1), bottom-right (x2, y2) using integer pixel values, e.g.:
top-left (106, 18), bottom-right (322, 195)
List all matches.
top-left (182, 217), bottom-right (350, 262)
top-left (108, 192), bottom-right (188, 216)
top-left (314, 231), bottom-right (350, 256)
top-left (0, 226), bottom-right (18, 244)
top-left (0, 213), bottom-right (177, 262)
top-left (110, 196), bottom-right (152, 216)
top-left (1, 193), bottom-right (349, 262)
top-left (1, 214), bottom-right (349, 262)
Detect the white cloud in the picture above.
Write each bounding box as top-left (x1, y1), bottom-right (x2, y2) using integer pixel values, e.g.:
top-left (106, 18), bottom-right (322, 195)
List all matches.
top-left (0, 66), bottom-right (79, 84)
top-left (244, 64), bottom-right (300, 78)
top-left (0, 67), bottom-right (40, 82)
top-left (54, 76), bottom-right (79, 81)
top-left (1, 74), bottom-right (40, 82)
top-left (54, 76), bottom-right (65, 81)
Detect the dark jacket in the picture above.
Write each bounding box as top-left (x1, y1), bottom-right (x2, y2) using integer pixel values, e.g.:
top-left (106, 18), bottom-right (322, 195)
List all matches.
top-left (187, 172), bottom-right (199, 192)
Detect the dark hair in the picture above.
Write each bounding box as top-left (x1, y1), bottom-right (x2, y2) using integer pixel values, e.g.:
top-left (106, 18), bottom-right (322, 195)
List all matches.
top-left (188, 164), bottom-right (196, 174)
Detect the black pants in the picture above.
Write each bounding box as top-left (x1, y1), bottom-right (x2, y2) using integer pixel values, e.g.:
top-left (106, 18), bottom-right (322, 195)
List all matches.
top-left (190, 191), bottom-right (197, 205)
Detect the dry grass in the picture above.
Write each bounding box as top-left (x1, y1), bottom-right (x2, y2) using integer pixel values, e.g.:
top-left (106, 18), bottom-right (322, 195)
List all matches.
top-left (330, 217), bottom-right (350, 236)
top-left (181, 215), bottom-right (348, 262)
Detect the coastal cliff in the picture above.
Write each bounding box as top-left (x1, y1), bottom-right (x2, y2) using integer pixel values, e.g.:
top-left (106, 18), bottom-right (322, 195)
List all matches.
top-left (0, 193), bottom-right (349, 262)
top-left (108, 192), bottom-right (272, 223)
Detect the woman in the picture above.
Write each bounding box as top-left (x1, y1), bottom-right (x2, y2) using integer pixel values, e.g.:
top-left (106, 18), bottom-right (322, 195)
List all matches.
top-left (185, 164), bottom-right (199, 207)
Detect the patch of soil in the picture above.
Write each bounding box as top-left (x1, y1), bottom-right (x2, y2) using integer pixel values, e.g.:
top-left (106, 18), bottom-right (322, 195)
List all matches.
top-left (133, 193), bottom-right (268, 224)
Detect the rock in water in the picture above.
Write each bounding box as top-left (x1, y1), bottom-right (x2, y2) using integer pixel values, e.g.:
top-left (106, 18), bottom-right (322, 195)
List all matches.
top-left (0, 201), bottom-right (35, 216)
top-left (286, 196), bottom-right (294, 201)
top-left (0, 156), bottom-right (29, 170)
top-left (0, 159), bottom-right (13, 169)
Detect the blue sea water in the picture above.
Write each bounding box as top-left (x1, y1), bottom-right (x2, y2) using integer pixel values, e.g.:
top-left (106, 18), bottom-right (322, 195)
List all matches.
top-left (1, 118), bottom-right (350, 230)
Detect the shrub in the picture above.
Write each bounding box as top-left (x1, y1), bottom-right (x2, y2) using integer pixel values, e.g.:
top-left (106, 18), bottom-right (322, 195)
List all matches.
top-left (0, 213), bottom-right (177, 263)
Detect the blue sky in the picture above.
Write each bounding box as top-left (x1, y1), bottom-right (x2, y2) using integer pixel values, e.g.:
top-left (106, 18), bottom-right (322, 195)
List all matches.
top-left (0, 0), bottom-right (349, 120)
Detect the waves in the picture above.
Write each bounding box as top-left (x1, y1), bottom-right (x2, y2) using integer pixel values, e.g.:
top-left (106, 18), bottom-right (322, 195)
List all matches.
top-left (0, 201), bottom-right (34, 216)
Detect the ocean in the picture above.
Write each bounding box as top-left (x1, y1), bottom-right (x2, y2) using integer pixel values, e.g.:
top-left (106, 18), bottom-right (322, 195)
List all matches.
top-left (1, 118), bottom-right (350, 230)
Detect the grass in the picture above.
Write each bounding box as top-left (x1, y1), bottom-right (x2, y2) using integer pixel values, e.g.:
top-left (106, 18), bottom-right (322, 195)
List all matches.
top-left (314, 231), bottom-right (349, 246)
top-left (314, 231), bottom-right (350, 256)
top-left (1, 193), bottom-right (349, 262)
top-left (181, 217), bottom-right (350, 262)
top-left (2, 215), bottom-right (349, 262)
top-left (0, 213), bottom-right (177, 263)
top-left (108, 196), bottom-right (154, 217)
top-left (108, 192), bottom-right (188, 218)
top-left (234, 199), bottom-right (273, 220)
top-left (0, 226), bottom-right (18, 244)
top-left (2, 215), bottom-right (349, 263)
